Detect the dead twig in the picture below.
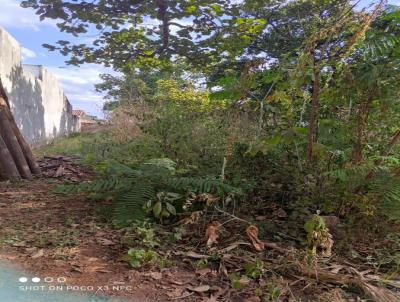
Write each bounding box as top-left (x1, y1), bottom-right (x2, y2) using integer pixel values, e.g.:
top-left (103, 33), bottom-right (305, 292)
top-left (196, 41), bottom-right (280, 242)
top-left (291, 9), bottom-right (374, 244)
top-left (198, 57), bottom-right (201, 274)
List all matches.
top-left (296, 262), bottom-right (400, 302)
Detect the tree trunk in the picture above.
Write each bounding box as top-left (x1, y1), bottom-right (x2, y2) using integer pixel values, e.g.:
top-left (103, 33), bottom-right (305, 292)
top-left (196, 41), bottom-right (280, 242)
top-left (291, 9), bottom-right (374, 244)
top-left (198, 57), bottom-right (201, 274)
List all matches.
top-left (366, 129), bottom-right (400, 180)
top-left (351, 96), bottom-right (372, 165)
top-left (0, 104), bottom-right (32, 180)
top-left (1, 99), bottom-right (40, 174)
top-left (0, 134), bottom-right (20, 181)
top-left (0, 82), bottom-right (40, 181)
top-left (307, 64), bottom-right (320, 162)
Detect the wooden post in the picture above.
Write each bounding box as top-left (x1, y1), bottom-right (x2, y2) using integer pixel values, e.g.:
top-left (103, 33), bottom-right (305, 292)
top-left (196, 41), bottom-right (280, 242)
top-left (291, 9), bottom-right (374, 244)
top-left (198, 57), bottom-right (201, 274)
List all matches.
top-left (0, 81), bottom-right (40, 180)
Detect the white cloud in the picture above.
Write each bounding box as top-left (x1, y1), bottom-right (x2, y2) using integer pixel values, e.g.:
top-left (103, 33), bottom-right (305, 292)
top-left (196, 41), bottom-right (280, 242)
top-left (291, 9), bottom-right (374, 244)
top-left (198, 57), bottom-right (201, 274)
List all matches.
top-left (48, 64), bottom-right (109, 89)
top-left (48, 64), bottom-right (115, 116)
top-left (67, 92), bottom-right (104, 104)
top-left (21, 47), bottom-right (36, 59)
top-left (0, 0), bottom-right (57, 31)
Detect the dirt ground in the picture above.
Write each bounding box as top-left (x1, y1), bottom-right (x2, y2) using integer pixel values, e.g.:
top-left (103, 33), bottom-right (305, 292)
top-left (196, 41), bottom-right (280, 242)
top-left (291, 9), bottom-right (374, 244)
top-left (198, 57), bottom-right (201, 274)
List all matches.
top-left (0, 156), bottom-right (247, 302)
top-left (0, 156), bottom-right (200, 301)
top-left (0, 156), bottom-right (398, 302)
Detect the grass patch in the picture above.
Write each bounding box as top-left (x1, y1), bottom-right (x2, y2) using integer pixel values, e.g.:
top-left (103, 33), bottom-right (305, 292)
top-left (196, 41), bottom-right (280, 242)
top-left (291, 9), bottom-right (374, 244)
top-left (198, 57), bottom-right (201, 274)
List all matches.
top-left (34, 131), bottom-right (163, 166)
top-left (35, 132), bottom-right (111, 159)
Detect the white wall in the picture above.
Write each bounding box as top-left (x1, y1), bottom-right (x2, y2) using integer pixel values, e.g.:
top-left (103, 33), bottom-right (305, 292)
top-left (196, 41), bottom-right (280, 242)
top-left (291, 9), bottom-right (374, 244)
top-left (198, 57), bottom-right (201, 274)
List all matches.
top-left (0, 26), bottom-right (80, 145)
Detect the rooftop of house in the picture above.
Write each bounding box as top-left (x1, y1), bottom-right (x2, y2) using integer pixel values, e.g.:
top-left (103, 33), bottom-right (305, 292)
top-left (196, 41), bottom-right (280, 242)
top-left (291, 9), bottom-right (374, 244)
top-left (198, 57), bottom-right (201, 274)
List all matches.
top-left (72, 109), bottom-right (85, 117)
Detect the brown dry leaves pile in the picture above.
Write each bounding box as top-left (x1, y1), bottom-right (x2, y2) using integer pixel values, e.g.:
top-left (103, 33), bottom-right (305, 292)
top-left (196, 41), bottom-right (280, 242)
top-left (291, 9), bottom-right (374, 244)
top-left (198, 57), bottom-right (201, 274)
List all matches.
top-left (245, 225), bottom-right (265, 251)
top-left (205, 222), bottom-right (266, 252)
top-left (205, 220), bottom-right (221, 247)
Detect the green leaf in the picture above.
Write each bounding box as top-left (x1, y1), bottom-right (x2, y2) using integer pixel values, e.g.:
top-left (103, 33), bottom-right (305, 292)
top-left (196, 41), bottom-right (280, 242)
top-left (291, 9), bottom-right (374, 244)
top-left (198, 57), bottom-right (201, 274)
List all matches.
top-left (185, 5), bottom-right (197, 13)
top-left (255, 18), bottom-right (267, 25)
top-left (129, 260), bottom-right (141, 268)
top-left (210, 4), bottom-right (222, 14)
top-left (304, 220), bottom-right (316, 233)
top-left (165, 192), bottom-right (182, 201)
top-left (263, 135), bottom-right (282, 147)
top-left (153, 201), bottom-right (162, 217)
top-left (293, 127), bottom-right (308, 136)
top-left (165, 202), bottom-right (176, 215)
top-left (161, 209), bottom-right (171, 217)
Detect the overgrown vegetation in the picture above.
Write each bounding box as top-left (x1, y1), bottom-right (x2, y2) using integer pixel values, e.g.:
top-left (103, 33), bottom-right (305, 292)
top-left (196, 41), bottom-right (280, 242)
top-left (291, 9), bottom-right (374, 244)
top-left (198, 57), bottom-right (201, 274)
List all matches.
top-left (31, 0), bottom-right (400, 300)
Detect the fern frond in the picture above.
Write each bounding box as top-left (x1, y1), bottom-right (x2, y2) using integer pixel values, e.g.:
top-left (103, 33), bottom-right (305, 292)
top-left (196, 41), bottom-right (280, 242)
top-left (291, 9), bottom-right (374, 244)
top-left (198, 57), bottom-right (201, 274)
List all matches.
top-left (113, 184), bottom-right (155, 227)
top-left (167, 177), bottom-right (241, 195)
top-left (324, 164), bottom-right (371, 182)
top-left (54, 177), bottom-right (131, 194)
top-left (362, 35), bottom-right (400, 59)
top-left (55, 158), bottom-right (242, 227)
top-left (369, 174), bottom-right (400, 222)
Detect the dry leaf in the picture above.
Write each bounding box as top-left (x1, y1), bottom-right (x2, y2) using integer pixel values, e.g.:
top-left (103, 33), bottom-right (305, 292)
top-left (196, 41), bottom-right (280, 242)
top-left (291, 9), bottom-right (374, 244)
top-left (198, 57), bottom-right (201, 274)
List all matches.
top-left (245, 225), bottom-right (265, 251)
top-left (201, 193), bottom-right (219, 206)
top-left (183, 211), bottom-right (203, 225)
top-left (185, 251), bottom-right (209, 259)
top-left (274, 208), bottom-right (287, 219)
top-left (31, 249), bottom-right (44, 259)
top-left (166, 287), bottom-right (184, 298)
top-left (187, 285), bottom-right (211, 293)
top-left (244, 297), bottom-right (261, 302)
top-left (55, 166), bottom-right (65, 177)
top-left (196, 268), bottom-right (212, 276)
top-left (219, 241), bottom-right (251, 253)
top-left (97, 238), bottom-right (115, 246)
top-left (329, 264), bottom-right (345, 274)
top-left (255, 216), bottom-right (267, 221)
top-left (237, 276), bottom-right (251, 286)
top-left (202, 295), bottom-right (218, 302)
top-left (12, 241), bottom-right (26, 247)
top-left (97, 269), bottom-right (112, 273)
top-left (205, 221), bottom-right (221, 247)
top-left (25, 247), bottom-right (37, 253)
top-left (319, 231), bottom-right (334, 258)
top-left (149, 272), bottom-right (163, 280)
top-left (86, 265), bottom-right (107, 273)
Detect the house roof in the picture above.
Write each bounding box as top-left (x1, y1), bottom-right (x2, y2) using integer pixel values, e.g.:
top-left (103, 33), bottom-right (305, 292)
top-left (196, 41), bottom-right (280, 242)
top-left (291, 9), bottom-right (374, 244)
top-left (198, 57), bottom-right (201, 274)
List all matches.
top-left (72, 109), bottom-right (85, 117)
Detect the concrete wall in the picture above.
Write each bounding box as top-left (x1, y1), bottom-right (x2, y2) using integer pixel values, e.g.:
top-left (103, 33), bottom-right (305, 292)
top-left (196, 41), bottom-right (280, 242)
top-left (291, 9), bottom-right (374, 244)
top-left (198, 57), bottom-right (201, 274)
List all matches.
top-left (0, 26), bottom-right (80, 146)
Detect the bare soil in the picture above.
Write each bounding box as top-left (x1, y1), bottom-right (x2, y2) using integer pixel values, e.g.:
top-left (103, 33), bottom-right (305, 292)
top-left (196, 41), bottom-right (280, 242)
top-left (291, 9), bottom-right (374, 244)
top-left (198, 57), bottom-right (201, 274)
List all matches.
top-left (0, 156), bottom-right (398, 302)
top-left (0, 156), bottom-right (244, 302)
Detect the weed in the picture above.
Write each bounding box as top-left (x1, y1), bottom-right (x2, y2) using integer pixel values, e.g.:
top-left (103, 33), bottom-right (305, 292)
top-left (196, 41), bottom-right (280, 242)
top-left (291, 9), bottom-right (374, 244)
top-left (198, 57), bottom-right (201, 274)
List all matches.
top-left (229, 273), bottom-right (250, 290)
top-left (144, 192), bottom-right (181, 222)
top-left (123, 248), bottom-right (158, 268)
top-left (195, 259), bottom-right (209, 269)
top-left (244, 259), bottom-right (264, 279)
top-left (266, 282), bottom-right (281, 302)
top-left (64, 217), bottom-right (75, 227)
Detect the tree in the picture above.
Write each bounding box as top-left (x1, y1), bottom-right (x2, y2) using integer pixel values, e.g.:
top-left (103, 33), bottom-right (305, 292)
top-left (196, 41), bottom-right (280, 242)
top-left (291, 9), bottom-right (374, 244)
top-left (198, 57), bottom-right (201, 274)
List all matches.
top-left (96, 63), bottom-right (188, 111)
top-left (21, 0), bottom-right (239, 70)
top-left (335, 4), bottom-right (400, 164)
top-left (204, 0), bottom-right (386, 162)
top-left (0, 81), bottom-right (40, 181)
top-left (20, 0), bottom-right (390, 168)
top-left (97, 73), bottom-right (149, 111)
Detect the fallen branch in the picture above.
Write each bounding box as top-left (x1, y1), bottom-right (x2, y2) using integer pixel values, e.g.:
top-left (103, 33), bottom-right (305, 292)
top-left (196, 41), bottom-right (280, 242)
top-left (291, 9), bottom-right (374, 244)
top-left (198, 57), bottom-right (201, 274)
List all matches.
top-left (296, 262), bottom-right (400, 302)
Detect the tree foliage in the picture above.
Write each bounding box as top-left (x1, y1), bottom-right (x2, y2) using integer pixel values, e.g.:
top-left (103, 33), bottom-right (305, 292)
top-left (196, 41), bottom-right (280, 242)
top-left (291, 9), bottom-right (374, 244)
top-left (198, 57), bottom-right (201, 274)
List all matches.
top-left (21, 0), bottom-right (241, 69)
top-left (28, 0), bottom-right (400, 235)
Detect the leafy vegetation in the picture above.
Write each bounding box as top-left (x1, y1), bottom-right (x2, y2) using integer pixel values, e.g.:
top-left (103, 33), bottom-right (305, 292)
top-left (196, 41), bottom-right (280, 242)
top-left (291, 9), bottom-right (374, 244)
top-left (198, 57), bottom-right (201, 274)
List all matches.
top-left (55, 157), bottom-right (241, 227)
top-left (29, 0), bottom-right (400, 300)
top-left (123, 248), bottom-right (158, 269)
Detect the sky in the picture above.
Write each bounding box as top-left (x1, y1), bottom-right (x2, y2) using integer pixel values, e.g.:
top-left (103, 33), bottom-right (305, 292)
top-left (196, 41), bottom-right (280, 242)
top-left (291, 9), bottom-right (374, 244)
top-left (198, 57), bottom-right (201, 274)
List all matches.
top-left (0, 0), bottom-right (399, 118)
top-left (0, 0), bottom-right (109, 117)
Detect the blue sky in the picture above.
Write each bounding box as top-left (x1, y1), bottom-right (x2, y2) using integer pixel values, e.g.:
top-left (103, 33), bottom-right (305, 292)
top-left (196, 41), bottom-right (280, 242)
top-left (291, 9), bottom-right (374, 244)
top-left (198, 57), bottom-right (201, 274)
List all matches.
top-left (0, 0), bottom-right (109, 117)
top-left (0, 0), bottom-right (399, 117)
